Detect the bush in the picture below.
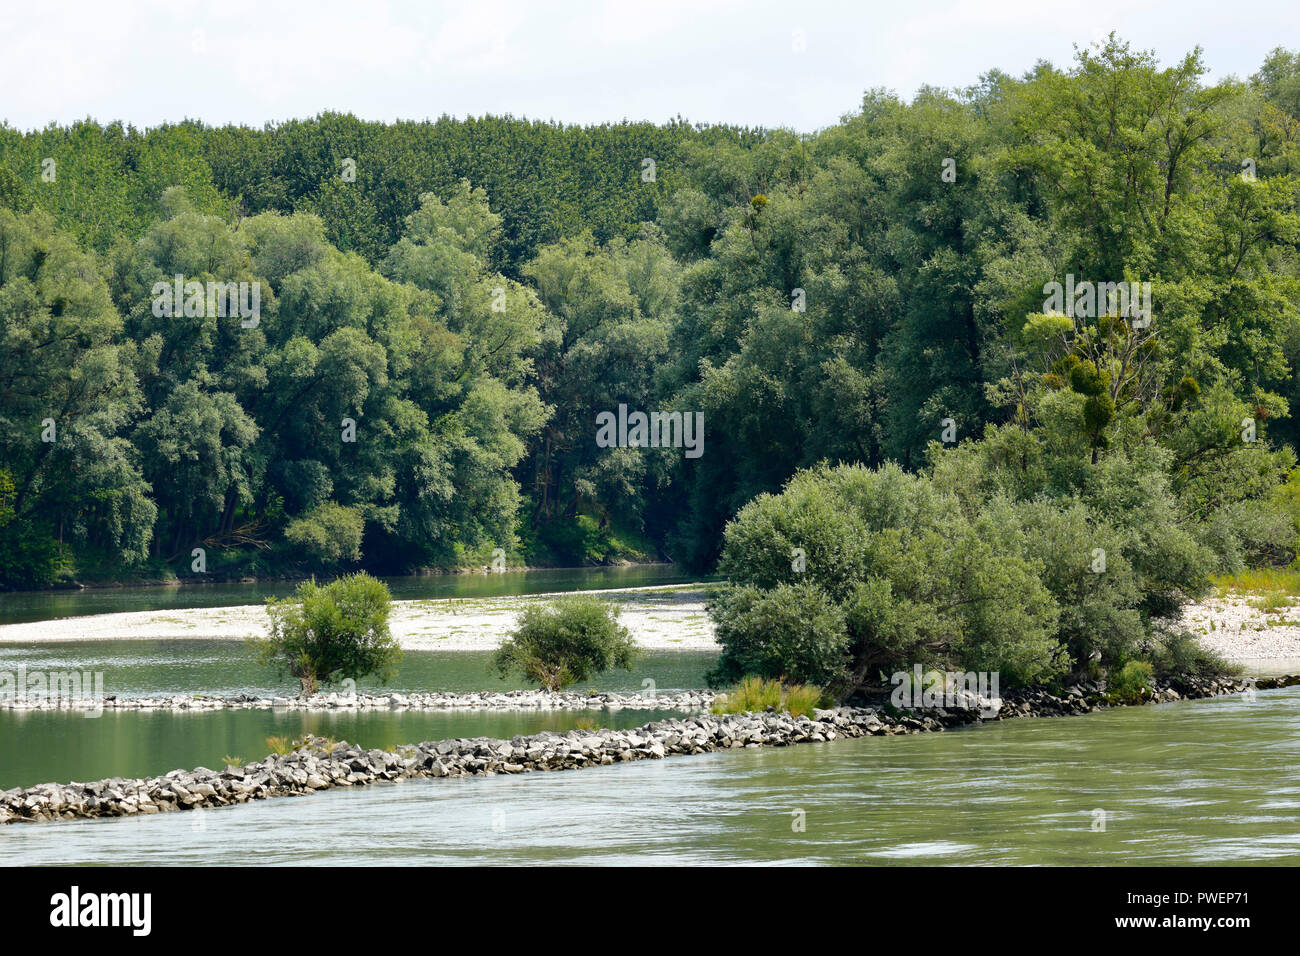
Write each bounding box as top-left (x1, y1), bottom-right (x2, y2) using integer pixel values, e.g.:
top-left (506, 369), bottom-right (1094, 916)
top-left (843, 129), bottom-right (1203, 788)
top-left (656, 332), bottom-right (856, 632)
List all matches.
top-left (782, 683), bottom-right (827, 717)
top-left (716, 480), bottom-right (869, 602)
top-left (283, 502), bottom-right (365, 567)
top-left (981, 497), bottom-right (1146, 667)
top-left (1143, 629), bottom-right (1239, 679)
top-left (713, 675), bottom-right (781, 712)
top-left (707, 582), bottom-right (849, 689)
top-left (1108, 660), bottom-right (1155, 703)
top-left (710, 464), bottom-right (1066, 698)
top-left (491, 595), bottom-right (637, 691)
top-left (0, 520), bottom-right (69, 589)
top-left (713, 397), bottom-right (1287, 698)
top-left (1081, 445), bottom-right (1216, 616)
top-left (251, 573), bottom-right (400, 696)
top-left (711, 677), bottom-right (827, 718)
top-left (931, 422), bottom-right (1230, 664)
top-left (1270, 467), bottom-right (1300, 559)
top-left (529, 515), bottom-right (613, 565)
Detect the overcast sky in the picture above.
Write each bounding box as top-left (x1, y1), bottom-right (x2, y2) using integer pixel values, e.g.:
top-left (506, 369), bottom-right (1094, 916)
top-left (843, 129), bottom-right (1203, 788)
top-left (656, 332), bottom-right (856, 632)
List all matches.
top-left (2, 0), bottom-right (1296, 133)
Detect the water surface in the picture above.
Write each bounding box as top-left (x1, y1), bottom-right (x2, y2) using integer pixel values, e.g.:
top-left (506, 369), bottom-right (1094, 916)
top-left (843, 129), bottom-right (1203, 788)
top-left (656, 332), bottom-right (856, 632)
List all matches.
top-left (0, 565), bottom-right (705, 626)
top-left (6, 687), bottom-right (1299, 865)
top-left (0, 642), bottom-right (716, 788)
top-left (0, 707), bottom-right (689, 790)
top-left (0, 640), bottom-right (716, 699)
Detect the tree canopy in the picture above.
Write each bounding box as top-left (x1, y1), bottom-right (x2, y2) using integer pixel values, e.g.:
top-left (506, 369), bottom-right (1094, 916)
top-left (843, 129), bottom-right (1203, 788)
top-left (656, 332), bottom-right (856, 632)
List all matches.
top-left (2, 36), bottom-right (1299, 589)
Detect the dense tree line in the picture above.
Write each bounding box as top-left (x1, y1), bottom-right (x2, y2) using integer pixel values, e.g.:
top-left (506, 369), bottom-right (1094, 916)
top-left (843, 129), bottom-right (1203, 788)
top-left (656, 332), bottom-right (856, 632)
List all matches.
top-left (2, 36), bottom-right (1299, 588)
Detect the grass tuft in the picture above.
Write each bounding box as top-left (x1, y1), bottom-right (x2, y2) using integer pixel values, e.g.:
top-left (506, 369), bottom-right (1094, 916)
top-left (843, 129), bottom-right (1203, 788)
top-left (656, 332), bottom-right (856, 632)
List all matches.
top-left (1213, 568), bottom-right (1300, 596)
top-left (711, 676), bottom-right (827, 719)
top-left (1250, 591), bottom-right (1294, 614)
top-left (1108, 660), bottom-right (1155, 704)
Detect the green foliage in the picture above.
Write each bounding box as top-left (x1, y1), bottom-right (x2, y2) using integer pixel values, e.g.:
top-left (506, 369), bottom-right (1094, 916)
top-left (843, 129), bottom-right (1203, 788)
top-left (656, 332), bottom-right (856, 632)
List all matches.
top-left (262, 734), bottom-right (340, 756)
top-left (491, 595), bottom-right (637, 691)
top-left (284, 502), bottom-right (365, 567)
top-left (710, 676), bottom-right (827, 718)
top-left (0, 209), bottom-right (156, 586)
top-left (0, 471), bottom-right (69, 588)
top-left (250, 573), bottom-right (400, 696)
top-left (712, 675), bottom-right (782, 712)
top-left (977, 497), bottom-right (1145, 668)
top-left (929, 419), bottom-right (1222, 649)
top-left (1213, 567), bottom-right (1300, 595)
top-left (713, 423), bottom-right (1258, 698)
top-left (661, 39), bottom-right (1300, 568)
top-left (1143, 629), bottom-right (1239, 680)
top-left (782, 682), bottom-right (827, 718)
top-left (1, 173), bottom-right (552, 585)
top-left (707, 582), bottom-right (850, 689)
top-left (519, 229), bottom-right (678, 544)
top-left (711, 463), bottom-right (1067, 697)
top-left (1267, 468), bottom-right (1300, 559)
top-left (0, 164), bottom-right (30, 212)
top-left (529, 515), bottom-right (614, 565)
top-left (3, 37), bottom-right (1300, 590)
top-left (1108, 660), bottom-right (1155, 704)
top-left (1069, 361), bottom-right (1109, 397)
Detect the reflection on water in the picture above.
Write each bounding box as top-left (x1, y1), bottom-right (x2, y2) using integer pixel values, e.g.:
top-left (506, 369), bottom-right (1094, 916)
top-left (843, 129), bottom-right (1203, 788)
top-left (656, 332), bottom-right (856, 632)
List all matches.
top-left (0, 641), bottom-right (717, 699)
top-left (0, 565), bottom-right (705, 625)
top-left (0, 642), bottom-right (717, 788)
top-left (5, 688), bottom-right (1300, 866)
top-left (0, 707), bottom-right (689, 790)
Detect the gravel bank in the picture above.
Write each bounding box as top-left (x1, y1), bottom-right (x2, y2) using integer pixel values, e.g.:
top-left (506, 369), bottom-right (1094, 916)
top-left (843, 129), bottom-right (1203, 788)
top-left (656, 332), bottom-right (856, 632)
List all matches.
top-left (0, 585), bottom-right (716, 651)
top-left (1180, 592), bottom-right (1300, 660)
top-left (6, 588), bottom-right (1297, 667)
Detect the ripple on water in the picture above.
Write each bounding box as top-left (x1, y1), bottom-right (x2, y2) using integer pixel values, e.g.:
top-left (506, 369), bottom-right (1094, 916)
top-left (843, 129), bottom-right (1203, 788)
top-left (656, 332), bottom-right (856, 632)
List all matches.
top-left (3, 687), bottom-right (1300, 865)
top-left (863, 841), bottom-right (982, 859)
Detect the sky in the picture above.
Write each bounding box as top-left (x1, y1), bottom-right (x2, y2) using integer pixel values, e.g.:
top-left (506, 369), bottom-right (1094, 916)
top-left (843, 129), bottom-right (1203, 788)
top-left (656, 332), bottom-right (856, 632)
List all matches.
top-left (1, 0), bottom-right (1297, 133)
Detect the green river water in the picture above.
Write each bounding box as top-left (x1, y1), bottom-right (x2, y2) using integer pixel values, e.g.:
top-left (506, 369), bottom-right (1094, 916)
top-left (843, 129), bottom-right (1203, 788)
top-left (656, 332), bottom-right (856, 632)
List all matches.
top-left (0, 641), bottom-right (714, 788)
top-left (2, 687), bottom-right (1298, 865)
top-left (0, 564), bottom-right (703, 626)
top-left (1, 568), bottom-right (1298, 865)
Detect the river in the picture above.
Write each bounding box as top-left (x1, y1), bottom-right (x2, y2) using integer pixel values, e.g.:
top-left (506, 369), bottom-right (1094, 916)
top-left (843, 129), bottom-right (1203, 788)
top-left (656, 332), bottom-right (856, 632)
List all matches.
top-left (3, 566), bottom-right (1299, 865)
top-left (4, 687), bottom-right (1299, 865)
top-left (0, 640), bottom-right (716, 788)
top-left (0, 564), bottom-right (702, 626)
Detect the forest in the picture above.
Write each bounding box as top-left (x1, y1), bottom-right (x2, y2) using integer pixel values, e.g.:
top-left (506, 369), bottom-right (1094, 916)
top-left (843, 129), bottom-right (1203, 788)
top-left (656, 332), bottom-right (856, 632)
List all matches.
top-left (2, 36), bottom-right (1299, 589)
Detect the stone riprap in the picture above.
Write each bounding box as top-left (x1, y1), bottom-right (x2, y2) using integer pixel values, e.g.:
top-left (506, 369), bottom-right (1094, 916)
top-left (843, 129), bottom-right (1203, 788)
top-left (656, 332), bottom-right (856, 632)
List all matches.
top-left (3, 674), bottom-right (1296, 826)
top-left (0, 689), bottom-right (715, 714)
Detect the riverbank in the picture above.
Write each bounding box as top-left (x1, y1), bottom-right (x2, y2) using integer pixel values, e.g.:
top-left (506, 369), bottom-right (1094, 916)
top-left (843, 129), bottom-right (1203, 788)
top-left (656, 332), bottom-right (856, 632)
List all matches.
top-left (0, 584), bottom-right (717, 651)
top-left (5, 673), bottom-right (1296, 826)
top-left (1180, 590), bottom-right (1300, 662)
top-left (6, 585), bottom-right (1300, 668)
top-left (18, 561), bottom-right (672, 593)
